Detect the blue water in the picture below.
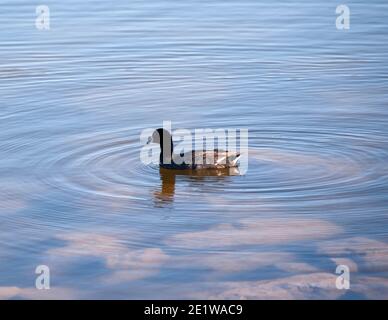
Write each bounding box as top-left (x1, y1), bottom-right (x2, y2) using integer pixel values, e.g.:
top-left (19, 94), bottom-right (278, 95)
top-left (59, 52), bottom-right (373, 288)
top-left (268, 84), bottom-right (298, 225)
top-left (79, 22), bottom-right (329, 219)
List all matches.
top-left (0, 0), bottom-right (387, 299)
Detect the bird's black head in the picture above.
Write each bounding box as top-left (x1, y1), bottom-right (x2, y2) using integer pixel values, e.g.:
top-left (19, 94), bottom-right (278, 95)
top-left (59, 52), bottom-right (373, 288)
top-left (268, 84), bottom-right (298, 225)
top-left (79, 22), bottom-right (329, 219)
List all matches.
top-left (149, 128), bottom-right (171, 145)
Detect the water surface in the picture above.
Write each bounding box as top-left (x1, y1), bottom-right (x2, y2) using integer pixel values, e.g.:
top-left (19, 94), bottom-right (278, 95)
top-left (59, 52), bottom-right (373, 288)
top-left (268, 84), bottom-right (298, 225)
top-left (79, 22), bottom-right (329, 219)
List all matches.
top-left (0, 0), bottom-right (388, 299)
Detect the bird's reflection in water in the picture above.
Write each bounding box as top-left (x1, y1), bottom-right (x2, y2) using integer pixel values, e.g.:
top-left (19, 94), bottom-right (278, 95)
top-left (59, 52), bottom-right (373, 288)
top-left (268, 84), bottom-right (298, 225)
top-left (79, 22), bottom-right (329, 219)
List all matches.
top-left (153, 167), bottom-right (241, 207)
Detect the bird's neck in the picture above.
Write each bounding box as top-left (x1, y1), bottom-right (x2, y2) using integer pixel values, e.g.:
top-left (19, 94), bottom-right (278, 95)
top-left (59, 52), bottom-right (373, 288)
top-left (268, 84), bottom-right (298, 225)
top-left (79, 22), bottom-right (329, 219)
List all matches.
top-left (160, 137), bottom-right (173, 165)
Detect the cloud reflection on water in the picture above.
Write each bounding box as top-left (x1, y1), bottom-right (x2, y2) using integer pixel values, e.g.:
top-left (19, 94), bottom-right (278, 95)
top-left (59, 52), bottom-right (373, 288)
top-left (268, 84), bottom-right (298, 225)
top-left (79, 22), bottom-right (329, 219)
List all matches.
top-left (47, 233), bottom-right (169, 284)
top-left (166, 218), bottom-right (342, 248)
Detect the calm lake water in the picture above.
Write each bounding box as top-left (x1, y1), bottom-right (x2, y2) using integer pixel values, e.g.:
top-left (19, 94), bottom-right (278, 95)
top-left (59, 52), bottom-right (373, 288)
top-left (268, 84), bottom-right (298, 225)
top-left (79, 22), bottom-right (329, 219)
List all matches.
top-left (1, 0), bottom-right (387, 299)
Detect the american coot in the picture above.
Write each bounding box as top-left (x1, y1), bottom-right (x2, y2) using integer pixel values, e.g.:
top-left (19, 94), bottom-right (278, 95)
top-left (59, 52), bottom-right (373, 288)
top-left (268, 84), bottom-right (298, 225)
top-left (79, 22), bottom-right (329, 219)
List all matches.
top-left (147, 128), bottom-right (241, 170)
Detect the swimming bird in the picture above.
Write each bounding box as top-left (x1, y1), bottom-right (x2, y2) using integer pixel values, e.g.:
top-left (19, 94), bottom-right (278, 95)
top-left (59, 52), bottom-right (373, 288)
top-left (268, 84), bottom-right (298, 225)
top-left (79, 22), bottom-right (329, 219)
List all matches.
top-left (147, 128), bottom-right (241, 170)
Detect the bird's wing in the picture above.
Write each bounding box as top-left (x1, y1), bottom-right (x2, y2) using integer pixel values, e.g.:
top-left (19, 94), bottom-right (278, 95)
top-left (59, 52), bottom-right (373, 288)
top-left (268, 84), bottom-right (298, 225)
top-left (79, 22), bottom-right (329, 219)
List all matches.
top-left (216, 152), bottom-right (241, 166)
